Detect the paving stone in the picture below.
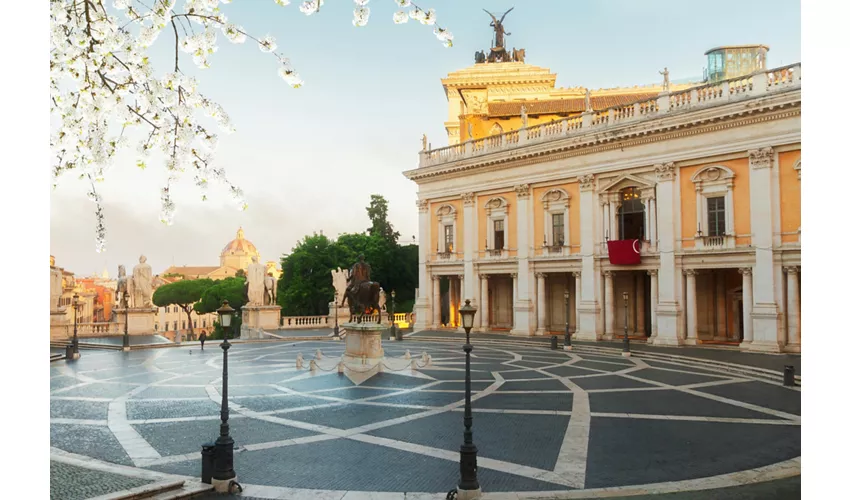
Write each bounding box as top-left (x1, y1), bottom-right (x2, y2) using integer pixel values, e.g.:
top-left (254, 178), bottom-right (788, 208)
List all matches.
top-left (146, 438), bottom-right (568, 492)
top-left (416, 369), bottom-right (495, 381)
top-left (369, 391), bottom-right (466, 407)
top-left (692, 381), bottom-right (801, 416)
top-left (127, 399), bottom-right (223, 420)
top-left (368, 411), bottom-right (570, 471)
top-left (134, 417), bottom-right (317, 456)
top-left (628, 368), bottom-right (730, 386)
top-left (51, 424), bottom-right (133, 466)
top-left (572, 360), bottom-right (628, 373)
top-left (282, 403), bottom-right (425, 430)
top-left (53, 382), bottom-right (138, 398)
top-left (571, 374), bottom-right (658, 391)
top-left (312, 387), bottom-right (400, 400)
top-left (228, 385), bottom-right (288, 397)
top-left (543, 365), bottom-right (603, 378)
top-left (50, 399), bottom-right (109, 420)
top-left (234, 394), bottom-right (327, 413)
top-left (497, 379), bottom-right (569, 392)
top-left (278, 375), bottom-right (356, 391)
top-left (434, 381), bottom-right (494, 391)
top-left (577, 354), bottom-right (635, 366)
top-left (51, 375), bottom-right (84, 391)
top-left (130, 385), bottom-right (211, 399)
top-left (589, 390), bottom-right (782, 419)
top-left (498, 369), bottom-right (554, 380)
top-left (475, 392), bottom-right (573, 411)
top-left (642, 359), bottom-right (740, 376)
top-left (50, 460), bottom-right (154, 500)
top-left (355, 372), bottom-right (432, 389)
top-left (585, 417), bottom-right (801, 488)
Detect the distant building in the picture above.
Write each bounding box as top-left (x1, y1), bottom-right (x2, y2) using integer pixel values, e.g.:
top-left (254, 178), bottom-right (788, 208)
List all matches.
top-left (704, 45), bottom-right (770, 82)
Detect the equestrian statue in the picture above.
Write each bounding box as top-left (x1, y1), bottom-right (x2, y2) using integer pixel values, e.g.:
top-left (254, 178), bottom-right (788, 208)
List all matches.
top-left (341, 254), bottom-right (382, 323)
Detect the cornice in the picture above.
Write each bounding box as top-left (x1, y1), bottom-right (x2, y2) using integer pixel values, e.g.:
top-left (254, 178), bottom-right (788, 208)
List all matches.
top-left (405, 91), bottom-right (801, 183)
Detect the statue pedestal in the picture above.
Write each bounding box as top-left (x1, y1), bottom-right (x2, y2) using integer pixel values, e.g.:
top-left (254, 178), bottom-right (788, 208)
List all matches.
top-left (241, 305), bottom-right (281, 339)
top-left (116, 308), bottom-right (158, 335)
top-left (342, 322), bottom-right (387, 364)
top-left (50, 308), bottom-right (69, 341)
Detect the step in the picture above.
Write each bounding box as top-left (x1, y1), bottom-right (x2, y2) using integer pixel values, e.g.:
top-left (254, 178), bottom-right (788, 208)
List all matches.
top-left (91, 479), bottom-right (213, 500)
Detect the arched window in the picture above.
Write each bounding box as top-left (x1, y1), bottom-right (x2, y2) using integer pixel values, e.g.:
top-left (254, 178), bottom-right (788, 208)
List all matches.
top-left (489, 123), bottom-right (503, 136)
top-left (618, 187), bottom-right (645, 240)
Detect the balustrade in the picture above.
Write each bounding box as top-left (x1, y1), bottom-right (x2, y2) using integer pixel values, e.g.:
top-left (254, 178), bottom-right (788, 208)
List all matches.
top-left (279, 315), bottom-right (331, 329)
top-left (418, 63), bottom-right (800, 168)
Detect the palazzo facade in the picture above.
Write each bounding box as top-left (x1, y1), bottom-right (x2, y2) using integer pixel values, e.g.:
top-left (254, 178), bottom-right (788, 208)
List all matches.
top-left (405, 61), bottom-right (801, 353)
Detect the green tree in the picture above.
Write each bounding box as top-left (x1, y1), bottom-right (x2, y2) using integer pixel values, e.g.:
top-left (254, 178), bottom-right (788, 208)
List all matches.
top-left (366, 194), bottom-right (400, 245)
top-left (277, 234), bottom-right (342, 316)
top-left (194, 277), bottom-right (247, 339)
top-left (235, 269), bottom-right (246, 278)
top-left (152, 279), bottom-right (214, 338)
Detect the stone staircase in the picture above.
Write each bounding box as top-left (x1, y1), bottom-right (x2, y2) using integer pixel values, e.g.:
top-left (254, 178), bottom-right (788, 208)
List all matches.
top-left (93, 479), bottom-right (212, 499)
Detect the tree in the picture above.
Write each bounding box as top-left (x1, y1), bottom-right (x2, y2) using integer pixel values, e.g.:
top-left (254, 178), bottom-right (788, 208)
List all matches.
top-left (277, 234), bottom-right (342, 316)
top-left (235, 269), bottom-right (246, 278)
top-left (366, 194), bottom-right (400, 245)
top-left (152, 278), bottom-right (214, 338)
top-left (194, 276), bottom-right (246, 339)
top-left (49, 0), bottom-right (453, 252)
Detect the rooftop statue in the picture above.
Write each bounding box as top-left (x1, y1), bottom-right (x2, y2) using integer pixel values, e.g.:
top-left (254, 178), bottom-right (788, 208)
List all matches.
top-left (484, 7), bottom-right (513, 49)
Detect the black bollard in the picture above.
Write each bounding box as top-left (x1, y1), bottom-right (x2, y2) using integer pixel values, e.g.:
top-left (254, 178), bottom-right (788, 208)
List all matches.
top-left (201, 443), bottom-right (216, 484)
top-left (550, 335), bottom-right (558, 350)
top-left (783, 365), bottom-right (796, 386)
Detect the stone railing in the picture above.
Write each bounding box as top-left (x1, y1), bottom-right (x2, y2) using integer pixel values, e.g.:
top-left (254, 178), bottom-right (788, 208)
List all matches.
top-left (418, 63), bottom-right (800, 168)
top-left (51, 322), bottom-right (123, 339)
top-left (279, 315), bottom-right (332, 329)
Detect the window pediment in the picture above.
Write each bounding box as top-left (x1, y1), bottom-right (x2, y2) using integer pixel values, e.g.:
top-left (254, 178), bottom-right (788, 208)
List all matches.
top-left (436, 204), bottom-right (457, 218)
top-left (691, 165), bottom-right (735, 187)
top-left (540, 188), bottom-right (570, 209)
top-left (485, 196), bottom-right (510, 215)
top-left (599, 173), bottom-right (654, 194)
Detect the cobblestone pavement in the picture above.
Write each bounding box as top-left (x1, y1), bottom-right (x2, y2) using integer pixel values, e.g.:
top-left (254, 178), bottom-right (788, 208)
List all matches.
top-left (50, 337), bottom-right (800, 498)
top-left (50, 461), bottom-right (154, 500)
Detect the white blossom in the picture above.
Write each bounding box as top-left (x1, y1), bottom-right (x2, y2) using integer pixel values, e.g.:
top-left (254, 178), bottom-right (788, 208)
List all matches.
top-left (222, 24), bottom-right (247, 43)
top-left (395, 0), bottom-right (411, 6)
top-left (352, 6), bottom-right (370, 27)
top-left (393, 10), bottom-right (409, 24)
top-left (258, 35), bottom-right (277, 53)
top-left (274, 0), bottom-right (291, 5)
top-left (299, 0), bottom-right (323, 15)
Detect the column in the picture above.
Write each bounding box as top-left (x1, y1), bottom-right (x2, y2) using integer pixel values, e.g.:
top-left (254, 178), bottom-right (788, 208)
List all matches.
top-left (457, 274), bottom-right (465, 332)
top-left (650, 163), bottom-right (684, 345)
top-left (432, 275), bottom-right (441, 328)
top-left (448, 278), bottom-right (456, 327)
top-left (785, 266), bottom-right (800, 350)
top-left (601, 199), bottom-right (610, 242)
top-left (572, 271), bottom-right (582, 333)
top-left (414, 199), bottom-right (431, 331)
top-left (511, 273), bottom-right (518, 329)
top-left (648, 270), bottom-right (658, 338)
top-left (610, 197), bottom-right (620, 241)
top-left (536, 273), bottom-right (547, 334)
top-left (462, 192), bottom-right (476, 306)
top-left (480, 274), bottom-right (490, 331)
top-left (512, 184), bottom-right (533, 335)
top-left (577, 174), bottom-right (601, 340)
top-left (715, 272), bottom-right (727, 340)
top-left (685, 270), bottom-right (697, 343)
top-left (740, 268), bottom-right (753, 344)
top-left (604, 271), bottom-right (615, 338)
top-left (746, 147), bottom-right (781, 352)
top-left (636, 272), bottom-right (645, 335)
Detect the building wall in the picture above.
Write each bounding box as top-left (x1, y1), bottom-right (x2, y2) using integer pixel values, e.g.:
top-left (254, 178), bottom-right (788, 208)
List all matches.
top-left (779, 150), bottom-right (802, 243)
top-left (679, 157), bottom-right (752, 248)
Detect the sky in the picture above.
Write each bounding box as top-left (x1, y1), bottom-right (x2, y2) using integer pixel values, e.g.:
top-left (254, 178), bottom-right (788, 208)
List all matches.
top-left (49, 0), bottom-right (801, 277)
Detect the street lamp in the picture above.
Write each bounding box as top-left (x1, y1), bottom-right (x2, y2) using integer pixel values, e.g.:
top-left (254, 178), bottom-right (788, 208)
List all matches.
top-left (333, 290), bottom-right (340, 338)
top-left (122, 291), bottom-right (130, 351)
top-left (213, 300), bottom-right (238, 492)
top-left (622, 292), bottom-right (631, 357)
top-left (455, 299), bottom-right (480, 499)
top-left (564, 290), bottom-right (572, 351)
top-left (72, 293), bottom-right (81, 355)
top-left (391, 290), bottom-right (399, 341)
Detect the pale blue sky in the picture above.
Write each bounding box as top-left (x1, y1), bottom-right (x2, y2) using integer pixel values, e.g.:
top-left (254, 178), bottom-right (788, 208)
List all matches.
top-left (50, 0), bottom-right (801, 275)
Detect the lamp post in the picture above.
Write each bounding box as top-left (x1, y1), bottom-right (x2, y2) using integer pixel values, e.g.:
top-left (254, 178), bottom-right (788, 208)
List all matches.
top-left (333, 291), bottom-right (340, 338)
top-left (455, 299), bottom-right (480, 499)
top-left (213, 300), bottom-right (237, 491)
top-left (622, 292), bottom-right (631, 357)
top-left (122, 291), bottom-right (130, 351)
top-left (72, 293), bottom-right (80, 355)
top-left (391, 290), bottom-right (398, 341)
top-left (564, 290), bottom-right (572, 351)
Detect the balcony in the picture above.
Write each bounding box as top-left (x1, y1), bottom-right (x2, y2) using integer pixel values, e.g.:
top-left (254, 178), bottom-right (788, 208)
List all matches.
top-left (413, 64), bottom-right (800, 171)
top-left (694, 233), bottom-right (736, 251)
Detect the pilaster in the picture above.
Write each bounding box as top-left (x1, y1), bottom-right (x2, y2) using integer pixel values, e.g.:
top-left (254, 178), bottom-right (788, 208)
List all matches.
top-left (413, 199), bottom-right (431, 331)
top-left (576, 174), bottom-right (601, 340)
top-left (511, 184), bottom-right (533, 335)
top-left (650, 163), bottom-right (684, 346)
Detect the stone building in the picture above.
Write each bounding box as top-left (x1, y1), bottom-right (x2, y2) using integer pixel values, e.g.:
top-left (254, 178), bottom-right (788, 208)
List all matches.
top-left (406, 52), bottom-right (801, 354)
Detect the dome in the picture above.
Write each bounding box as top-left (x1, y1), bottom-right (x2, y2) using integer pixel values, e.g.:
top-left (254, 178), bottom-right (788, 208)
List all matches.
top-left (220, 228), bottom-right (260, 270)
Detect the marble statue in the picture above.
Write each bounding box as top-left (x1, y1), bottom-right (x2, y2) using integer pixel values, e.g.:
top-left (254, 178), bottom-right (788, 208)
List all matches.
top-left (116, 265), bottom-right (131, 308)
top-left (520, 104), bottom-right (528, 128)
top-left (332, 267), bottom-right (350, 304)
top-left (379, 288), bottom-right (387, 312)
top-left (50, 256), bottom-right (63, 311)
top-left (659, 67), bottom-right (670, 92)
top-left (132, 255), bottom-right (152, 308)
top-left (467, 122), bottom-right (474, 140)
top-left (421, 134), bottom-right (428, 152)
top-left (264, 273), bottom-right (277, 306)
top-left (247, 255), bottom-right (266, 306)
top-left (584, 88), bottom-right (592, 112)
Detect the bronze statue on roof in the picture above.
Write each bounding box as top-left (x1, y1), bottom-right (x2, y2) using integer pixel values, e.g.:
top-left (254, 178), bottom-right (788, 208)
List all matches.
top-left (484, 8), bottom-right (513, 49)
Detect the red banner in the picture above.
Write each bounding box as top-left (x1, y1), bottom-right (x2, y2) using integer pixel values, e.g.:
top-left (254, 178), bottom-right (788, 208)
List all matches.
top-left (607, 239), bottom-right (641, 265)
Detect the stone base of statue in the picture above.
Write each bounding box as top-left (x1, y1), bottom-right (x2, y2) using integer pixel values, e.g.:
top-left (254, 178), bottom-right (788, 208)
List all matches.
top-left (342, 322), bottom-right (387, 362)
top-left (50, 308), bottom-right (69, 341)
top-left (241, 305), bottom-right (281, 339)
top-left (115, 308), bottom-right (158, 335)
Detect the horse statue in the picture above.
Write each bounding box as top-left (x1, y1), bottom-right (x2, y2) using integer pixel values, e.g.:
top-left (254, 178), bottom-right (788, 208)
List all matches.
top-left (343, 281), bottom-right (382, 324)
top-left (264, 273), bottom-right (277, 305)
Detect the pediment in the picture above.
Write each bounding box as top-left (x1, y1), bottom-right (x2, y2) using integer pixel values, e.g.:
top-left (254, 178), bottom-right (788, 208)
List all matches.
top-left (599, 173), bottom-right (654, 194)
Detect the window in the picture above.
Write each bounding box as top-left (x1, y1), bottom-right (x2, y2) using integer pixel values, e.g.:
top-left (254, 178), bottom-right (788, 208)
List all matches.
top-left (203, 320), bottom-right (207, 328)
top-left (182, 321), bottom-right (186, 330)
top-left (493, 219), bottom-right (505, 250)
top-left (444, 225), bottom-right (454, 253)
top-left (618, 187), bottom-right (645, 240)
top-left (193, 320), bottom-right (197, 328)
top-left (707, 197), bottom-right (726, 236)
top-left (551, 213), bottom-right (564, 246)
